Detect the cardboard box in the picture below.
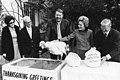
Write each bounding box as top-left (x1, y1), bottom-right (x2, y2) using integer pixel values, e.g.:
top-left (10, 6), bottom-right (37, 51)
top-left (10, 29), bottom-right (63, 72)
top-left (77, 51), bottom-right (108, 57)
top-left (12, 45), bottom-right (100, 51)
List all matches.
top-left (2, 58), bottom-right (66, 80)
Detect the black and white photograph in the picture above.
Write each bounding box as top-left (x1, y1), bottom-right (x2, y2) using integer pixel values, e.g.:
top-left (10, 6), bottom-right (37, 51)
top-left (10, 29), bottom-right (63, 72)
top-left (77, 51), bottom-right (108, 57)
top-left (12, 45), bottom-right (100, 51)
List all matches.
top-left (0, 0), bottom-right (120, 80)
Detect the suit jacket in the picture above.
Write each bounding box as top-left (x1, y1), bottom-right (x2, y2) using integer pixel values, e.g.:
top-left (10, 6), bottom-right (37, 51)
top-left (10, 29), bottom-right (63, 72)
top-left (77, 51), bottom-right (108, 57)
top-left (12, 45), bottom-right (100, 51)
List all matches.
top-left (1, 25), bottom-right (20, 61)
top-left (47, 18), bottom-right (71, 41)
top-left (94, 28), bottom-right (120, 62)
top-left (19, 26), bottom-right (41, 58)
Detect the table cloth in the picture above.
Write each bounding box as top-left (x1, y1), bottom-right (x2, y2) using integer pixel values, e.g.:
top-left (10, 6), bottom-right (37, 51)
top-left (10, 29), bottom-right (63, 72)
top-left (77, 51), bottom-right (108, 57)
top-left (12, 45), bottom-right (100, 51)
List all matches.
top-left (61, 61), bottom-right (120, 80)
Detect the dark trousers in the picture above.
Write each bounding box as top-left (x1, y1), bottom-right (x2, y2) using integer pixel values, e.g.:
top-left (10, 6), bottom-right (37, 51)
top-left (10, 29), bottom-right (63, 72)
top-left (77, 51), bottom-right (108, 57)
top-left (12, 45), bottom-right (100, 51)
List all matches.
top-left (50, 53), bottom-right (66, 60)
top-left (24, 50), bottom-right (39, 58)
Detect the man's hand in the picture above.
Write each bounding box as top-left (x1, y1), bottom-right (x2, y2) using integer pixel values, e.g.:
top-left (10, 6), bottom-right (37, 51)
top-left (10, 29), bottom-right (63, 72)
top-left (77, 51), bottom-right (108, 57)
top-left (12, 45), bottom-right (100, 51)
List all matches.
top-left (3, 53), bottom-right (6, 58)
top-left (53, 39), bottom-right (59, 42)
top-left (22, 55), bottom-right (25, 58)
top-left (101, 56), bottom-right (107, 64)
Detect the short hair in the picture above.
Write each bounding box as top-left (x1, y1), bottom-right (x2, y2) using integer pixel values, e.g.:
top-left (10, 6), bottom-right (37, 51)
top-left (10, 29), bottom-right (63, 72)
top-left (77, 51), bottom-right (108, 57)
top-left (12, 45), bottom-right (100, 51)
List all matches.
top-left (101, 18), bottom-right (111, 26)
top-left (78, 16), bottom-right (89, 27)
top-left (23, 16), bottom-right (31, 23)
top-left (4, 15), bottom-right (15, 25)
top-left (56, 9), bottom-right (63, 13)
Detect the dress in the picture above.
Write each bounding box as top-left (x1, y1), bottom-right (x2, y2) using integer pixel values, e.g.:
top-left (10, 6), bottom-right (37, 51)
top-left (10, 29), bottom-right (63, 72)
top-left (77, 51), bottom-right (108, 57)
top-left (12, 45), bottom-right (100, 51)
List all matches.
top-left (9, 27), bottom-right (21, 61)
top-left (1, 25), bottom-right (21, 61)
top-left (65, 29), bottom-right (94, 59)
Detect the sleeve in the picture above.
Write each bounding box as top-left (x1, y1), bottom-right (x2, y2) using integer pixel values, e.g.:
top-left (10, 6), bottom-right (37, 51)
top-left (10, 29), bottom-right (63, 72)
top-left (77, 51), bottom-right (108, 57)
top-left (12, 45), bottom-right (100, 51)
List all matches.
top-left (60, 30), bottom-right (76, 41)
top-left (36, 27), bottom-right (41, 43)
top-left (19, 30), bottom-right (30, 56)
top-left (94, 32), bottom-right (100, 50)
top-left (89, 30), bottom-right (94, 47)
top-left (108, 33), bottom-right (120, 58)
top-left (18, 31), bottom-right (24, 56)
top-left (65, 20), bottom-right (71, 36)
top-left (1, 28), bottom-right (7, 55)
top-left (46, 21), bottom-right (53, 41)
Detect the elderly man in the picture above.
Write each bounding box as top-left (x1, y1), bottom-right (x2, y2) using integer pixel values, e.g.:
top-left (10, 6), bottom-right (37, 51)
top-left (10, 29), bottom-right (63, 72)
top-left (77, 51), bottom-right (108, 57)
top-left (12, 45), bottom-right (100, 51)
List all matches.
top-left (94, 18), bottom-right (120, 62)
top-left (19, 16), bottom-right (41, 58)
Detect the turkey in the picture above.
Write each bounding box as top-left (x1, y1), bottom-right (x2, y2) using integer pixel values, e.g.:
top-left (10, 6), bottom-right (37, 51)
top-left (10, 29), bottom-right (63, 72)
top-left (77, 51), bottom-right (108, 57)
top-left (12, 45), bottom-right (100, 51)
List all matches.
top-left (40, 40), bottom-right (69, 59)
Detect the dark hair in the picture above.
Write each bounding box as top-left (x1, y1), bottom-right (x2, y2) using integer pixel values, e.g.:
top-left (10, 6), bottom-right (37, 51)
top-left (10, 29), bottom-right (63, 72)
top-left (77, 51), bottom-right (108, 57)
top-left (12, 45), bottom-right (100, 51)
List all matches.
top-left (56, 9), bottom-right (63, 13)
top-left (4, 15), bottom-right (15, 25)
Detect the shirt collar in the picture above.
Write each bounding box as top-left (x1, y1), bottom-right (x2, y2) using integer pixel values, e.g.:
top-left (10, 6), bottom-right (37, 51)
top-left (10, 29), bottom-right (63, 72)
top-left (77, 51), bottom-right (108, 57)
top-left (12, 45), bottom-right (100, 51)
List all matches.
top-left (26, 26), bottom-right (32, 29)
top-left (103, 30), bottom-right (110, 36)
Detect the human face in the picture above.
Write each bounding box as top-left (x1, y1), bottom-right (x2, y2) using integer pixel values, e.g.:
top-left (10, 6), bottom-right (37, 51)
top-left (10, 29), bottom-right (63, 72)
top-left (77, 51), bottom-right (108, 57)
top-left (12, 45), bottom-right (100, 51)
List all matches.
top-left (25, 21), bottom-right (32, 28)
top-left (9, 20), bottom-right (15, 28)
top-left (55, 11), bottom-right (63, 22)
top-left (101, 24), bottom-right (111, 32)
top-left (78, 21), bottom-right (85, 31)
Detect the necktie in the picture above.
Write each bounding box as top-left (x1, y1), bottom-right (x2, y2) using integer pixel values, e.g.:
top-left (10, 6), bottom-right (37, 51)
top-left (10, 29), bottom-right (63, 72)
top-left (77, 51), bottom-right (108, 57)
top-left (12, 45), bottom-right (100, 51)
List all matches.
top-left (57, 22), bottom-right (62, 39)
top-left (27, 27), bottom-right (32, 39)
top-left (104, 33), bottom-right (107, 37)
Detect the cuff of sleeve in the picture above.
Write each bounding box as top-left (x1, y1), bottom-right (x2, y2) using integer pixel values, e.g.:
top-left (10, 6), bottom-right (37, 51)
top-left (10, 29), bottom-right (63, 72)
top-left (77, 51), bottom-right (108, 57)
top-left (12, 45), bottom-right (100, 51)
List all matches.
top-left (58, 39), bottom-right (60, 41)
top-left (106, 54), bottom-right (111, 60)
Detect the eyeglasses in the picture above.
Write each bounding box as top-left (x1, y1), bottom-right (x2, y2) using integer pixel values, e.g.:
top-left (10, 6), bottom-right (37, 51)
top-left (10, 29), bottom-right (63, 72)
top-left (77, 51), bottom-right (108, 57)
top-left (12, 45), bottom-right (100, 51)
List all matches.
top-left (9, 21), bottom-right (15, 24)
top-left (25, 21), bottom-right (31, 24)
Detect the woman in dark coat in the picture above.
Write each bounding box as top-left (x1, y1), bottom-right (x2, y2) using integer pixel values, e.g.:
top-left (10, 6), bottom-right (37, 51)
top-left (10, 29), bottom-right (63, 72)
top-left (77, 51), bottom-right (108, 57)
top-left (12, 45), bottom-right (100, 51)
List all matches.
top-left (1, 15), bottom-right (21, 62)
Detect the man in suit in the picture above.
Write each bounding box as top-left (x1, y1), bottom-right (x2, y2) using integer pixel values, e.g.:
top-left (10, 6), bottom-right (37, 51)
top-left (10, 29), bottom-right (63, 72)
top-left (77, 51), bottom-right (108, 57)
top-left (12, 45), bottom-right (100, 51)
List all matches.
top-left (47, 9), bottom-right (71, 59)
top-left (19, 16), bottom-right (41, 58)
top-left (47, 9), bottom-right (71, 41)
top-left (94, 18), bottom-right (120, 62)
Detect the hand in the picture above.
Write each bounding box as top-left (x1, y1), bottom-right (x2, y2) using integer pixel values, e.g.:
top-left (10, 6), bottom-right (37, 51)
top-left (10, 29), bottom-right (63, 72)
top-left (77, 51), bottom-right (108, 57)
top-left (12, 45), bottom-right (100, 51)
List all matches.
top-left (65, 44), bottom-right (70, 51)
top-left (92, 47), bottom-right (96, 49)
top-left (53, 40), bottom-right (59, 42)
top-left (101, 56), bottom-right (107, 64)
top-left (39, 41), bottom-right (46, 49)
top-left (22, 55), bottom-right (25, 58)
top-left (3, 53), bottom-right (6, 58)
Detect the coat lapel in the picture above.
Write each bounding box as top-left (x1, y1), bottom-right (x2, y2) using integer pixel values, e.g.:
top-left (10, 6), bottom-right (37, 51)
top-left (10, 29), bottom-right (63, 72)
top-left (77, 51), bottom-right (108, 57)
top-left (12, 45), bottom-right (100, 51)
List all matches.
top-left (60, 19), bottom-right (64, 31)
top-left (53, 21), bottom-right (57, 34)
top-left (6, 27), bottom-right (13, 42)
top-left (105, 29), bottom-right (112, 40)
top-left (24, 27), bottom-right (31, 40)
top-left (32, 27), bottom-right (35, 40)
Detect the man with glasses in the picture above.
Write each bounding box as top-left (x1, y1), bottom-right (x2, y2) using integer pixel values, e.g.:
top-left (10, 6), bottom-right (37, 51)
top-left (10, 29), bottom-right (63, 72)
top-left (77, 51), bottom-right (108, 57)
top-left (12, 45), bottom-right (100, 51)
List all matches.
top-left (94, 18), bottom-right (120, 62)
top-left (19, 16), bottom-right (41, 58)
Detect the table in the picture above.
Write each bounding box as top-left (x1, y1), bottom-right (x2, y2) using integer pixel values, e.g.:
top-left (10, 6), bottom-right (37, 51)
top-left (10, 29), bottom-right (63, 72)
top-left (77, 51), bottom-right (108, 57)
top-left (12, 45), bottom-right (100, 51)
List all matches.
top-left (2, 58), bottom-right (66, 80)
top-left (61, 61), bottom-right (120, 80)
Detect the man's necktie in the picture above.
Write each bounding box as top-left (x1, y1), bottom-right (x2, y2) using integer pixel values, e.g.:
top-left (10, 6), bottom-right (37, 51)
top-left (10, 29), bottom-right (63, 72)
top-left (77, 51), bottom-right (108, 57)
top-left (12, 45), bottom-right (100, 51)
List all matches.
top-left (104, 33), bottom-right (107, 37)
top-left (27, 27), bottom-right (32, 39)
top-left (57, 22), bottom-right (62, 39)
